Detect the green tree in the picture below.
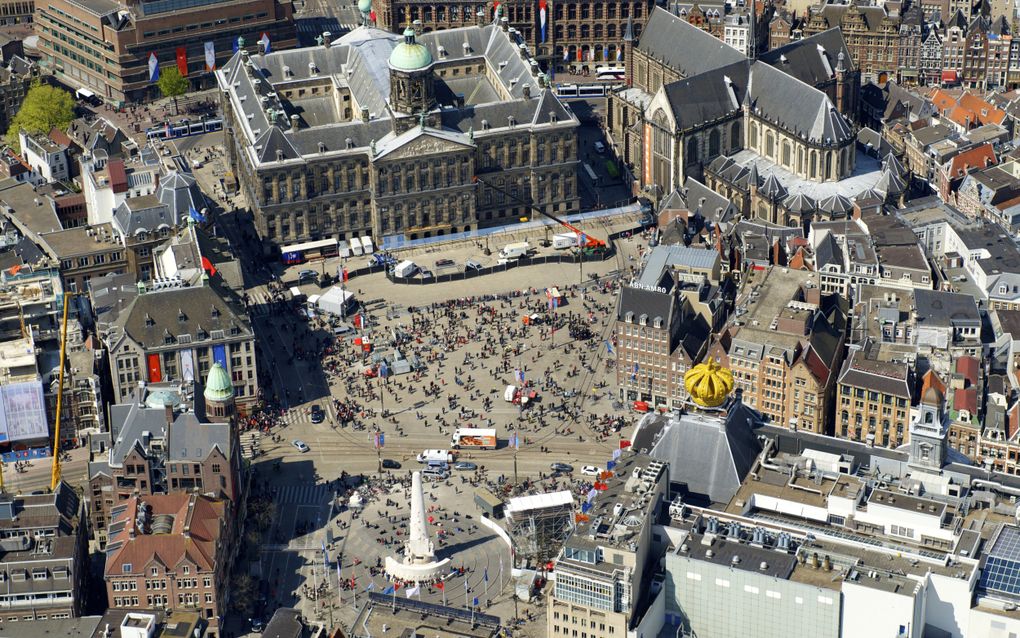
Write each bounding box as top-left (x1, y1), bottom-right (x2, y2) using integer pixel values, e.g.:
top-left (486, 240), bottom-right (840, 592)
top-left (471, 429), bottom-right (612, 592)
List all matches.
top-left (156, 67), bottom-right (189, 115)
top-left (5, 82), bottom-right (75, 153)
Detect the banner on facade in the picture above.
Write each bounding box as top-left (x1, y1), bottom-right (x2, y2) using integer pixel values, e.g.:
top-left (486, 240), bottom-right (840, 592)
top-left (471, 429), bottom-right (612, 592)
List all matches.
top-left (148, 353), bottom-right (162, 383)
top-left (181, 349), bottom-right (195, 382)
top-left (176, 46), bottom-right (188, 77)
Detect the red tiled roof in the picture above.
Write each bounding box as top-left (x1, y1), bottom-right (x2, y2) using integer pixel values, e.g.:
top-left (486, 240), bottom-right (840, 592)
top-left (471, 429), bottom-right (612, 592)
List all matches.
top-left (107, 159), bottom-right (127, 194)
top-left (47, 126), bottom-right (72, 149)
top-left (956, 355), bottom-right (979, 385)
top-left (105, 493), bottom-right (225, 578)
top-left (946, 143), bottom-right (997, 178)
top-left (955, 387), bottom-right (977, 414)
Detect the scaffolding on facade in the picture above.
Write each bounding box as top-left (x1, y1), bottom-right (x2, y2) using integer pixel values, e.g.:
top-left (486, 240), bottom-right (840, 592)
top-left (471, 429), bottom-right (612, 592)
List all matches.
top-left (505, 491), bottom-right (575, 567)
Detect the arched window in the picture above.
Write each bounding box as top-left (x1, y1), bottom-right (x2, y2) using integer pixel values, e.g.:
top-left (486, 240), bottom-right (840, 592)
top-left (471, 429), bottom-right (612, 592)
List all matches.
top-left (765, 132), bottom-right (774, 158)
top-left (730, 121), bottom-right (741, 151)
top-left (797, 147), bottom-right (804, 175)
top-left (826, 151), bottom-right (835, 180)
top-left (709, 129), bottom-right (720, 158)
top-left (781, 141), bottom-right (791, 167)
top-left (750, 122), bottom-right (758, 148)
top-left (810, 150), bottom-right (818, 178)
top-left (687, 137), bottom-right (699, 165)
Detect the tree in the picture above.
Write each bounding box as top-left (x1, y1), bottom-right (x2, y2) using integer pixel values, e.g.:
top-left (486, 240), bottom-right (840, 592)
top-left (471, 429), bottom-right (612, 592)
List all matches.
top-left (156, 67), bottom-right (189, 115)
top-left (230, 573), bottom-right (257, 615)
top-left (5, 82), bottom-right (75, 153)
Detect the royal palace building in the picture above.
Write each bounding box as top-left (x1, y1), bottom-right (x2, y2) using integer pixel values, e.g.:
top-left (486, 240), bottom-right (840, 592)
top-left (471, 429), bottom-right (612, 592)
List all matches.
top-left (217, 22), bottom-right (579, 249)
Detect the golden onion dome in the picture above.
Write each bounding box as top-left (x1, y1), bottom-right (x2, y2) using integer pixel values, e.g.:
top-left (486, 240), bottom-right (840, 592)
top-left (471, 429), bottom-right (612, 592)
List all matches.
top-left (684, 359), bottom-right (734, 408)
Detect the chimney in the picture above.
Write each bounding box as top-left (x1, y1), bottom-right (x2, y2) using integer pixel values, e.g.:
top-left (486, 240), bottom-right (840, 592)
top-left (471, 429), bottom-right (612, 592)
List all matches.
top-left (501, 16), bottom-right (509, 31)
top-left (164, 402), bottom-right (174, 425)
top-left (290, 114), bottom-right (300, 132)
top-left (361, 107), bottom-right (370, 123)
top-left (522, 83), bottom-right (531, 99)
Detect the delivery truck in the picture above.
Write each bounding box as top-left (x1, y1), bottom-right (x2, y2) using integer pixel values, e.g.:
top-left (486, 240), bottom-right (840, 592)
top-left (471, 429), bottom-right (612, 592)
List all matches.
top-left (498, 242), bottom-right (530, 259)
top-left (552, 232), bottom-right (580, 249)
top-left (416, 449), bottom-right (456, 463)
top-left (394, 260), bottom-right (418, 278)
top-left (451, 428), bottom-right (497, 450)
top-left (350, 237), bottom-right (364, 256)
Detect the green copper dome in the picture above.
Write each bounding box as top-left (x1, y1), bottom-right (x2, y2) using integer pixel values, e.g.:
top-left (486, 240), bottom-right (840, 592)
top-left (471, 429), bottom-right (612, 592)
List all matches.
top-left (389, 27), bottom-right (433, 71)
top-left (204, 362), bottom-right (233, 402)
top-left (358, 0), bottom-right (371, 13)
top-left (145, 389), bottom-right (182, 410)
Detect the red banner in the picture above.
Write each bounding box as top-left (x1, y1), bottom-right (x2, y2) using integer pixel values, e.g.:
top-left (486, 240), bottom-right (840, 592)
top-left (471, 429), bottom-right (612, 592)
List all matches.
top-left (176, 46), bottom-right (188, 77)
top-left (147, 354), bottom-right (162, 383)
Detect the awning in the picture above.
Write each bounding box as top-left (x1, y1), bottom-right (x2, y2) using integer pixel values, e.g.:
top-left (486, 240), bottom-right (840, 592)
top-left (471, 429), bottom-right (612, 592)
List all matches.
top-left (942, 70), bottom-right (958, 83)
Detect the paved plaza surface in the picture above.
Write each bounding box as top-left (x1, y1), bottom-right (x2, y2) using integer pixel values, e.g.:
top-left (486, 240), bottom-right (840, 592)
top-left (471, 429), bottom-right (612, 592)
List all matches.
top-left (226, 219), bottom-right (648, 636)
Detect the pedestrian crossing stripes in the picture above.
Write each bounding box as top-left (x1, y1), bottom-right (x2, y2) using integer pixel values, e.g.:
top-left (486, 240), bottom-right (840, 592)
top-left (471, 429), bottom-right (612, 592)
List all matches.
top-left (240, 431), bottom-right (261, 460)
top-left (275, 483), bottom-right (333, 505)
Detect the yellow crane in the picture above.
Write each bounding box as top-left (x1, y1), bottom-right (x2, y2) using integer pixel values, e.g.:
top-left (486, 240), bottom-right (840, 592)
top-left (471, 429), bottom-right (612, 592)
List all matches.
top-left (49, 292), bottom-right (72, 492)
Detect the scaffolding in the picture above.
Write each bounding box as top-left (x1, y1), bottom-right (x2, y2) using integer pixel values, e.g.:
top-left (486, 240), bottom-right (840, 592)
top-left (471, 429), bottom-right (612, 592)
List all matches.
top-left (505, 491), bottom-right (575, 567)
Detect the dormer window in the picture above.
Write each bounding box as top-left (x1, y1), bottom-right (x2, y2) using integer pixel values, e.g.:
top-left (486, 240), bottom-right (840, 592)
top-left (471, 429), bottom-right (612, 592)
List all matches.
top-left (163, 330), bottom-right (174, 345)
top-left (178, 309), bottom-right (187, 322)
top-left (653, 316), bottom-right (663, 329)
top-left (1000, 285), bottom-right (1008, 294)
top-left (145, 314), bottom-right (155, 327)
top-left (639, 314), bottom-right (648, 326)
top-left (625, 311), bottom-right (634, 323)
top-left (211, 305), bottom-right (221, 318)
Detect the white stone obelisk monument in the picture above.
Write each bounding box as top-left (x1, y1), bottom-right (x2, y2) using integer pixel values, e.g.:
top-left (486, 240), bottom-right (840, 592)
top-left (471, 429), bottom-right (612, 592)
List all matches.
top-left (406, 470), bottom-right (435, 563)
top-left (384, 471), bottom-right (450, 582)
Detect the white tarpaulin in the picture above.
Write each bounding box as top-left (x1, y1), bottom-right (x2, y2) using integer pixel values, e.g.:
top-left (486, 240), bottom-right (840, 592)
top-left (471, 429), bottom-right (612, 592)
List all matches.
top-left (0, 382), bottom-right (48, 442)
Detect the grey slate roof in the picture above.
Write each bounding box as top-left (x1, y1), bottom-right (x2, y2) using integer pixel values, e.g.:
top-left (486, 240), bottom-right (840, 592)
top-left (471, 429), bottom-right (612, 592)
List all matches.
top-left (617, 286), bottom-right (673, 323)
top-left (677, 176), bottom-right (738, 223)
top-left (638, 244), bottom-right (719, 288)
top-left (760, 172), bottom-right (788, 200)
top-left (747, 62), bottom-right (853, 145)
top-left (112, 283), bottom-right (252, 351)
top-left (637, 402), bottom-right (763, 505)
top-left (814, 231), bottom-right (843, 270)
top-left (783, 192), bottom-right (816, 213)
top-left (759, 28), bottom-right (854, 87)
top-left (112, 195), bottom-right (175, 236)
top-left (106, 395), bottom-right (231, 472)
top-left (637, 7), bottom-right (745, 78)
top-left (874, 166), bottom-right (906, 196)
top-left (662, 61), bottom-right (748, 132)
top-left (157, 171), bottom-right (205, 217)
top-left (817, 193), bottom-right (853, 215)
top-left (913, 289), bottom-right (980, 328)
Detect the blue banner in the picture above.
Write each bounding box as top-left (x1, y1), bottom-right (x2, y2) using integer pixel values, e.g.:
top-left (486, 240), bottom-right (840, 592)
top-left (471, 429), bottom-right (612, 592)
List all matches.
top-left (212, 344), bottom-right (228, 371)
top-left (2, 446), bottom-right (50, 463)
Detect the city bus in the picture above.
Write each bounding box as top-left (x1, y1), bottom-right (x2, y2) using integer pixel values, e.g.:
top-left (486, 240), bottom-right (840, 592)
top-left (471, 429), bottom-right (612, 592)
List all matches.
top-left (596, 66), bottom-right (626, 81)
top-left (583, 162), bottom-right (599, 185)
top-left (279, 238), bottom-right (339, 264)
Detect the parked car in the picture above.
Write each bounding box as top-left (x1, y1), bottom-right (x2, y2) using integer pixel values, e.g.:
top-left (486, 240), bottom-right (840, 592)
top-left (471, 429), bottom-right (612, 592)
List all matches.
top-left (382, 459), bottom-right (401, 469)
top-left (292, 440), bottom-right (310, 453)
top-left (310, 405), bottom-right (324, 423)
top-left (298, 269), bottom-right (317, 281)
top-left (581, 465), bottom-right (601, 476)
top-left (465, 259), bottom-right (483, 271)
top-left (550, 462), bottom-right (574, 473)
top-left (453, 461), bottom-right (478, 471)
top-left (436, 259), bottom-right (455, 267)
top-left (594, 141), bottom-right (606, 153)
top-left (420, 268), bottom-right (434, 278)
top-left (423, 467), bottom-right (449, 480)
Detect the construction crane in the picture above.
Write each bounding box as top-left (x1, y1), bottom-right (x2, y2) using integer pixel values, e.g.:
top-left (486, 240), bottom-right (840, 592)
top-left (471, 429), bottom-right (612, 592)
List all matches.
top-left (472, 175), bottom-right (607, 251)
top-left (49, 292), bottom-right (72, 492)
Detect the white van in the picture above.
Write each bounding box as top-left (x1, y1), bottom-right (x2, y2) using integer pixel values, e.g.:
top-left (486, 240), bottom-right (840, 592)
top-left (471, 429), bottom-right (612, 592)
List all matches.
top-left (498, 242), bottom-right (530, 260)
top-left (417, 449), bottom-right (455, 463)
